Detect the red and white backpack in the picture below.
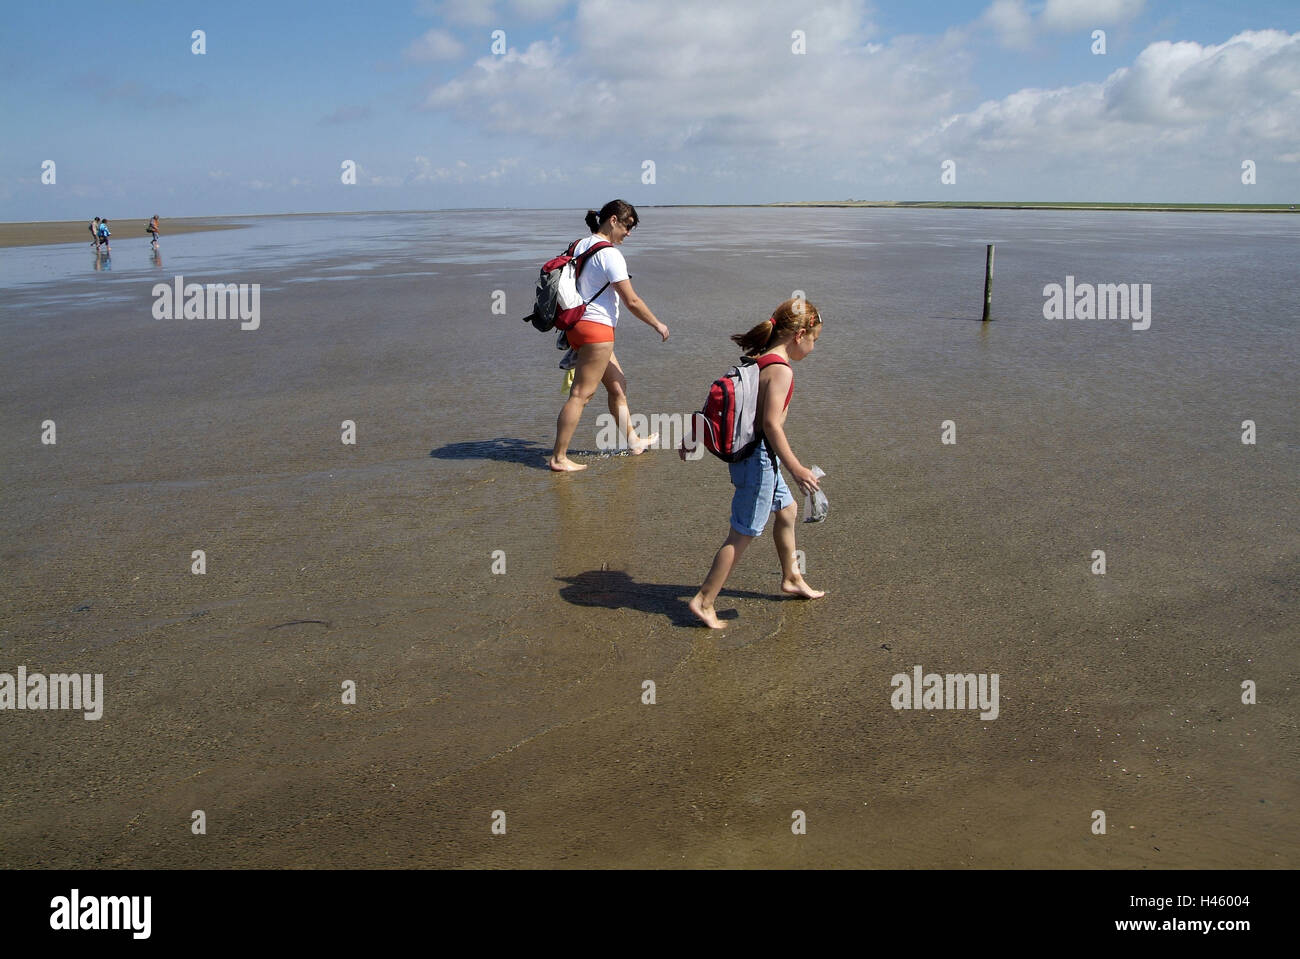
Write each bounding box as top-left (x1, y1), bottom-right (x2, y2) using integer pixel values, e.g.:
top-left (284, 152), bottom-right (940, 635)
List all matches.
top-left (690, 354), bottom-right (790, 462)
top-left (522, 238), bottom-right (613, 333)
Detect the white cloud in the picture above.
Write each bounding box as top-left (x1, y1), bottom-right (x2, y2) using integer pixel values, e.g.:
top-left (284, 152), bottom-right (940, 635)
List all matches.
top-left (416, 0), bottom-right (567, 24)
top-left (983, 0), bottom-right (1034, 51)
top-left (1042, 0), bottom-right (1144, 32)
top-left (410, 155), bottom-right (451, 183)
top-left (420, 0), bottom-right (956, 163)
top-left (934, 30), bottom-right (1300, 159)
top-left (405, 28), bottom-right (464, 61)
top-left (984, 0), bottom-right (1144, 48)
top-left (479, 157), bottom-right (522, 180)
top-left (407, 155), bottom-right (521, 184)
top-left (409, 0), bottom-right (1298, 199)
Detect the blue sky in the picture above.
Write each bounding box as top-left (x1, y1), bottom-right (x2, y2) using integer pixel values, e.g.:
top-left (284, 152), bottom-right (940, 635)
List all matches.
top-left (2, 0), bottom-right (1297, 219)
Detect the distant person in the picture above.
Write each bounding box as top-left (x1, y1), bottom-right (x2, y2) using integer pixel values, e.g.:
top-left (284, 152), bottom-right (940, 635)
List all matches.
top-left (684, 297), bottom-right (826, 628)
top-left (549, 200), bottom-right (669, 472)
top-left (147, 215), bottom-right (160, 248)
top-left (96, 218), bottom-right (111, 253)
top-left (89, 216), bottom-right (101, 250)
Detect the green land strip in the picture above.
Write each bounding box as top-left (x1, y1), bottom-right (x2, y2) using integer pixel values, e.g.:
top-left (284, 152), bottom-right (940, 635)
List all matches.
top-left (761, 200), bottom-right (1296, 213)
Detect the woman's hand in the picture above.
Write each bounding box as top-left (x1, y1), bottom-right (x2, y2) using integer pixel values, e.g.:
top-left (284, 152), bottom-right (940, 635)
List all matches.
top-left (656, 322), bottom-right (670, 342)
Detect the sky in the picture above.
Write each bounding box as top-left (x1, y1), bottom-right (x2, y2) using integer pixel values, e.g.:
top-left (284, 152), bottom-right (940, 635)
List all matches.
top-left (1, 0), bottom-right (1297, 219)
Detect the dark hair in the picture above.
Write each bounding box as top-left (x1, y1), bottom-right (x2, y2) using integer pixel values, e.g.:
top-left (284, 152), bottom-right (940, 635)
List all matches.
top-left (732, 297), bottom-right (822, 356)
top-left (585, 199), bottom-right (638, 234)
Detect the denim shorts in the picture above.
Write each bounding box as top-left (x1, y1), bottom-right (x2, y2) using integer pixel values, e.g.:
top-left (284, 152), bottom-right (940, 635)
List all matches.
top-left (728, 439), bottom-right (795, 537)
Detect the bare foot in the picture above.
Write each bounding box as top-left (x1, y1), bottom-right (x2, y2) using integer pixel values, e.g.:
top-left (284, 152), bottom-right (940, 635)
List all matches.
top-left (688, 593), bottom-right (725, 629)
top-left (628, 432), bottom-right (659, 455)
top-left (548, 456), bottom-right (588, 472)
top-left (781, 576), bottom-right (826, 599)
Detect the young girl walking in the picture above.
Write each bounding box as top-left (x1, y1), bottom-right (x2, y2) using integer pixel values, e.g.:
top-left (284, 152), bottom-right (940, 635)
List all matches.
top-left (686, 297), bottom-right (825, 628)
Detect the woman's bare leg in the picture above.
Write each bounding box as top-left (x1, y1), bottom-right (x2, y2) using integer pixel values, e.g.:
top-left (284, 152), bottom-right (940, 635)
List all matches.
top-left (550, 341), bottom-right (614, 471)
top-left (602, 351), bottom-right (658, 453)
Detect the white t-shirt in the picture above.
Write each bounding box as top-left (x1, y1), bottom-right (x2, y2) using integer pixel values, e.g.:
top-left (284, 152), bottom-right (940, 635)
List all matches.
top-left (573, 234), bottom-right (629, 327)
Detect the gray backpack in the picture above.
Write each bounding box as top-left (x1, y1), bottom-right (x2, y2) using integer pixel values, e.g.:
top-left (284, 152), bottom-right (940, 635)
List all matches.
top-left (522, 238), bottom-right (612, 332)
top-left (693, 355), bottom-right (789, 462)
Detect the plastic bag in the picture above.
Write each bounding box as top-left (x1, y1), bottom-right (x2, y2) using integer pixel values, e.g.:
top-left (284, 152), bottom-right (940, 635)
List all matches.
top-left (803, 466), bottom-right (828, 523)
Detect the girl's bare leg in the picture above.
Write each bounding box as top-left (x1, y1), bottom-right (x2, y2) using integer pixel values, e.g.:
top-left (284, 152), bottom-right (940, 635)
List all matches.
top-left (689, 528), bottom-right (754, 628)
top-left (550, 342), bottom-right (613, 471)
top-left (773, 503), bottom-right (825, 598)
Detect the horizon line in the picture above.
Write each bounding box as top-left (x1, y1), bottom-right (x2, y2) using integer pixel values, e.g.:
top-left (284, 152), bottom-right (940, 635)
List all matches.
top-left (6, 199), bottom-right (1298, 226)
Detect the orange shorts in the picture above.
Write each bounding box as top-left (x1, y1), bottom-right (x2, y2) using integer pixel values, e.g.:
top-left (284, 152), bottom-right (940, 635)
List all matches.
top-left (566, 319), bottom-right (615, 349)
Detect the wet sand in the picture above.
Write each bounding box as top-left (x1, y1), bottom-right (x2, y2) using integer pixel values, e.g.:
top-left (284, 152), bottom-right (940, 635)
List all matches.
top-left (0, 209), bottom-right (1295, 868)
top-left (0, 218), bottom-right (248, 248)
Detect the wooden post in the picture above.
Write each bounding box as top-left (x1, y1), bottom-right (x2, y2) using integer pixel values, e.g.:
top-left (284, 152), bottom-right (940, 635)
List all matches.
top-left (982, 244), bottom-right (995, 321)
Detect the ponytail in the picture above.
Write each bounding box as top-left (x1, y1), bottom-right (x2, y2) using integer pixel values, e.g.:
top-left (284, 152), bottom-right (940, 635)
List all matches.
top-left (584, 199), bottom-right (639, 235)
top-left (731, 297), bottom-right (822, 356)
top-left (731, 316), bottom-right (778, 355)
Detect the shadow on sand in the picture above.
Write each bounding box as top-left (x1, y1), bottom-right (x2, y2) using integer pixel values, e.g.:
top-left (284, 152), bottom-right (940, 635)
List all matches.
top-left (430, 437), bottom-right (644, 471)
top-left (430, 437), bottom-right (552, 469)
top-left (558, 568), bottom-right (781, 627)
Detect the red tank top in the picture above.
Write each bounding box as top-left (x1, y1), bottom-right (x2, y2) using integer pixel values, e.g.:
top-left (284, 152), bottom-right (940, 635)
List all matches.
top-left (755, 353), bottom-right (793, 410)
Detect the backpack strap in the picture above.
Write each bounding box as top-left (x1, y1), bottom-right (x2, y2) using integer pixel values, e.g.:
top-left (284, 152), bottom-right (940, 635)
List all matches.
top-left (755, 353), bottom-right (793, 412)
top-left (572, 240), bottom-right (612, 275)
top-left (573, 240), bottom-right (614, 305)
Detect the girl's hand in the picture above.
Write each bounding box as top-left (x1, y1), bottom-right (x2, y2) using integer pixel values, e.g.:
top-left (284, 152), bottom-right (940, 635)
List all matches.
top-left (656, 322), bottom-right (669, 342)
top-left (792, 465), bottom-right (821, 493)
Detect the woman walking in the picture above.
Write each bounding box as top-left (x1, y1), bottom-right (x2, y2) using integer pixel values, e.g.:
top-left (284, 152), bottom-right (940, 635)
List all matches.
top-left (549, 200), bottom-right (669, 472)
